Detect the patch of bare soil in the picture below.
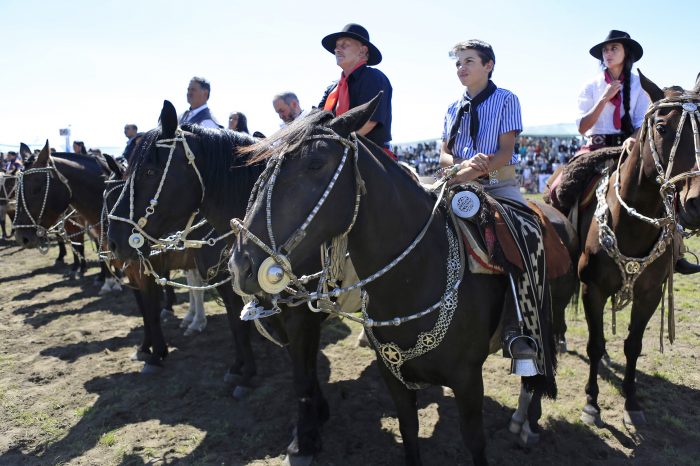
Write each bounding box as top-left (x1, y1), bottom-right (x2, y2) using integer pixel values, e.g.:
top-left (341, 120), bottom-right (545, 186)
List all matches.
top-left (0, 238), bottom-right (698, 465)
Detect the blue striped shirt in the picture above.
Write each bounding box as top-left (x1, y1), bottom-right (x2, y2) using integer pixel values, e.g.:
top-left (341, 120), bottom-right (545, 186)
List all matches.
top-left (442, 87), bottom-right (522, 165)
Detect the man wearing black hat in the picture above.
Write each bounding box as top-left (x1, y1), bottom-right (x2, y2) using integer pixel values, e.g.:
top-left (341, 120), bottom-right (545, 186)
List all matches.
top-left (319, 23), bottom-right (394, 155)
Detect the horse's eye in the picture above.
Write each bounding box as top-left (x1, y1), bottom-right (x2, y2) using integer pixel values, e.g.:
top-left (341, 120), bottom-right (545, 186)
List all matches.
top-left (146, 168), bottom-right (156, 176)
top-left (307, 157), bottom-right (324, 171)
top-left (656, 124), bottom-right (667, 134)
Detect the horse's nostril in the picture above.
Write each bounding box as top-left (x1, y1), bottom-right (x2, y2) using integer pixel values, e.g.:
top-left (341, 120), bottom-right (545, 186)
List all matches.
top-left (21, 236), bottom-right (29, 245)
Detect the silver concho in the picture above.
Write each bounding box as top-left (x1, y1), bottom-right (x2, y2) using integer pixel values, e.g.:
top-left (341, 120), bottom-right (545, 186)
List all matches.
top-left (625, 261), bottom-right (641, 275)
top-left (36, 226), bottom-right (47, 238)
top-left (682, 102), bottom-right (698, 112)
top-left (128, 232), bottom-right (145, 249)
top-left (451, 190), bottom-right (480, 219)
top-left (257, 255), bottom-right (292, 294)
top-left (380, 343), bottom-right (403, 365)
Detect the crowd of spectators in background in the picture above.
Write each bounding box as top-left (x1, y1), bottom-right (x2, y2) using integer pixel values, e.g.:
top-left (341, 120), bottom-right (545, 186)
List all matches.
top-left (394, 135), bottom-right (582, 193)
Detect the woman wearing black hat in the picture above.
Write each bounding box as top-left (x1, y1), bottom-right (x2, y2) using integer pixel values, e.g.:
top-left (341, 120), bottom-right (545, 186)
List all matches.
top-left (576, 30), bottom-right (649, 153)
top-left (318, 23), bottom-right (394, 156)
top-left (577, 31), bottom-right (700, 274)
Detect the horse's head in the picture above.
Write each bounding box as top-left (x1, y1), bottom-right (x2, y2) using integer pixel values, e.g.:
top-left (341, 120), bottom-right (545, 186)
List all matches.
top-left (635, 71), bottom-right (700, 229)
top-left (229, 95), bottom-right (381, 297)
top-left (13, 141), bottom-right (72, 248)
top-left (107, 101), bottom-right (205, 260)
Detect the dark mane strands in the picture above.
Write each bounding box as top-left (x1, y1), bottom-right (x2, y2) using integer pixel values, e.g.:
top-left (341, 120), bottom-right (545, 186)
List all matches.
top-left (243, 109), bottom-right (335, 163)
top-left (126, 124), bottom-right (263, 212)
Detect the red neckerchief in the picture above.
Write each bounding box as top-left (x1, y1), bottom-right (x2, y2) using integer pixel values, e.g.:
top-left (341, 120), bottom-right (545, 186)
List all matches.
top-left (323, 61), bottom-right (367, 115)
top-left (604, 70), bottom-right (625, 130)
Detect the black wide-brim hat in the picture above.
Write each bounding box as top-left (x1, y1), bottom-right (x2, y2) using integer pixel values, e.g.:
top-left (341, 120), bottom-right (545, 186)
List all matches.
top-left (589, 30), bottom-right (643, 62)
top-left (322, 23), bottom-right (382, 66)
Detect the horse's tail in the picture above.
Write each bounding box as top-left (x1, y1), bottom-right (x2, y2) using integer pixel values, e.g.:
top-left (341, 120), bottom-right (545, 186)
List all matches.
top-left (523, 283), bottom-right (558, 399)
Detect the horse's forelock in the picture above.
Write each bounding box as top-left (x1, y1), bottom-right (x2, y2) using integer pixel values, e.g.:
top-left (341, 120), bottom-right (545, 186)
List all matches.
top-left (125, 128), bottom-right (161, 177)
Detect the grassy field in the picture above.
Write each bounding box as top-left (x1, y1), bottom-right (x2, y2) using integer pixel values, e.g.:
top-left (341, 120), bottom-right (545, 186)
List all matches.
top-left (0, 221), bottom-right (698, 465)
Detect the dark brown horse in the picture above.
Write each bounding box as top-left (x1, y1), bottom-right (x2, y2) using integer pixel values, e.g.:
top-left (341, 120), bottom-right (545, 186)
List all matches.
top-left (228, 97), bottom-right (578, 465)
top-left (572, 72), bottom-right (700, 427)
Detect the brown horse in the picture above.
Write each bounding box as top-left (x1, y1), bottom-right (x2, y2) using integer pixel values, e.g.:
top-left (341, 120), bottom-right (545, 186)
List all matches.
top-left (574, 71), bottom-right (700, 427)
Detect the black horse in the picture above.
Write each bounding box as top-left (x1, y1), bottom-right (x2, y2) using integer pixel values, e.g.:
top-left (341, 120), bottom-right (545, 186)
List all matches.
top-left (228, 97), bottom-right (578, 465)
top-left (107, 101), bottom-right (344, 464)
top-left (569, 72), bottom-right (700, 427)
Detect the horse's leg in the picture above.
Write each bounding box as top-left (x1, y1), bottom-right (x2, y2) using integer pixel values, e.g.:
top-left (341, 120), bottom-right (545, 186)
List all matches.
top-left (160, 274), bottom-right (176, 320)
top-left (509, 383), bottom-right (532, 434)
top-left (141, 277), bottom-right (168, 373)
top-left (283, 312), bottom-right (328, 464)
top-left (522, 386), bottom-right (543, 446)
top-left (622, 286), bottom-right (662, 426)
top-left (183, 269), bottom-right (206, 335)
top-left (216, 284), bottom-right (255, 399)
top-left (129, 288), bottom-right (153, 361)
top-left (580, 282), bottom-right (607, 427)
top-left (380, 366), bottom-right (421, 466)
top-left (56, 239), bottom-right (66, 264)
top-left (453, 367), bottom-right (488, 466)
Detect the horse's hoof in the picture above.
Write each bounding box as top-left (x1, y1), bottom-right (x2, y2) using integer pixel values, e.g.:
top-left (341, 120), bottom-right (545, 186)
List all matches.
top-left (179, 319), bottom-right (193, 329)
top-left (519, 421), bottom-right (540, 446)
top-left (130, 350), bottom-right (151, 361)
top-left (623, 409), bottom-right (646, 426)
top-left (283, 454), bottom-right (314, 466)
top-left (141, 363), bottom-right (164, 375)
top-left (581, 404), bottom-right (604, 427)
top-left (98, 283), bottom-right (112, 295)
top-left (184, 318), bottom-right (206, 335)
top-left (509, 411), bottom-right (525, 434)
top-left (223, 369), bottom-right (242, 384)
top-left (232, 385), bottom-right (252, 400)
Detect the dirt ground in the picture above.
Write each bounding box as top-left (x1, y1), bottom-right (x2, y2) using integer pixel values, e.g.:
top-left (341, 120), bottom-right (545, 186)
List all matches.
top-left (0, 234), bottom-right (699, 466)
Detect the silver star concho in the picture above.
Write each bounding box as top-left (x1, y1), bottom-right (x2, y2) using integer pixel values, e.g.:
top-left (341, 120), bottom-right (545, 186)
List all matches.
top-left (380, 343), bottom-right (403, 365)
top-left (419, 333), bottom-right (437, 349)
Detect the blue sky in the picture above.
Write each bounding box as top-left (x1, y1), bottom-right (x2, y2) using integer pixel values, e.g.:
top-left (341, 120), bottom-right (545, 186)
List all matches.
top-left (1, 0), bottom-right (698, 153)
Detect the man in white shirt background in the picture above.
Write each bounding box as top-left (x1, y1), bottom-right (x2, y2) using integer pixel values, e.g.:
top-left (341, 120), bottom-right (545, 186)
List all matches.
top-left (179, 77), bottom-right (223, 128)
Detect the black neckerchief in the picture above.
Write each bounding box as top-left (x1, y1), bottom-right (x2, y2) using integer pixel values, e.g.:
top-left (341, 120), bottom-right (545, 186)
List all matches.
top-left (447, 80), bottom-right (497, 154)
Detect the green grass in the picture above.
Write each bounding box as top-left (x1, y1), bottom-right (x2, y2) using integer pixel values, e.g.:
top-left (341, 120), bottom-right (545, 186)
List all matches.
top-left (98, 430), bottom-right (118, 447)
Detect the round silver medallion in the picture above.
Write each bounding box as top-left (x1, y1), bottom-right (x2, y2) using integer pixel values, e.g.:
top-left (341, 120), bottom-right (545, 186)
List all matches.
top-left (682, 102), bottom-right (698, 112)
top-left (625, 261), bottom-right (641, 275)
top-left (257, 255), bottom-right (292, 294)
top-left (451, 190), bottom-right (480, 219)
top-left (36, 226), bottom-right (47, 238)
top-left (128, 232), bottom-right (145, 249)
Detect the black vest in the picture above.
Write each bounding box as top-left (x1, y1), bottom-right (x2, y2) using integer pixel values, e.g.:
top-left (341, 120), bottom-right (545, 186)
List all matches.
top-left (184, 107), bottom-right (223, 128)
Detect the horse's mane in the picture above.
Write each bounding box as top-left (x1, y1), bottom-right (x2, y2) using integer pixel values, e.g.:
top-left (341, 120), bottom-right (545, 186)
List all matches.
top-left (127, 125), bottom-right (264, 214)
top-left (52, 152), bottom-right (105, 176)
top-left (244, 109), bottom-right (335, 163)
top-left (552, 147), bottom-right (623, 210)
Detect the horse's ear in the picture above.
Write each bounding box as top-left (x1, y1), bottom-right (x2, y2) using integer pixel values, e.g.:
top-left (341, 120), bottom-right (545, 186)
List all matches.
top-left (327, 92), bottom-right (382, 138)
top-left (160, 100), bottom-right (178, 138)
top-left (103, 154), bottom-right (124, 178)
top-left (35, 140), bottom-right (50, 167)
top-left (693, 72), bottom-right (700, 94)
top-left (638, 69), bottom-right (664, 102)
top-left (19, 143), bottom-right (32, 161)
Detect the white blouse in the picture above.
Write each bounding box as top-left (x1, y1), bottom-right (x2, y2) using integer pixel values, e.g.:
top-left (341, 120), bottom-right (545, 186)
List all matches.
top-left (576, 71), bottom-right (651, 136)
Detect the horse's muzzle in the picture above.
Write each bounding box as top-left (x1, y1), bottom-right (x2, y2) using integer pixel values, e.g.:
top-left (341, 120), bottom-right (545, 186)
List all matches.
top-left (229, 249), bottom-right (262, 296)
